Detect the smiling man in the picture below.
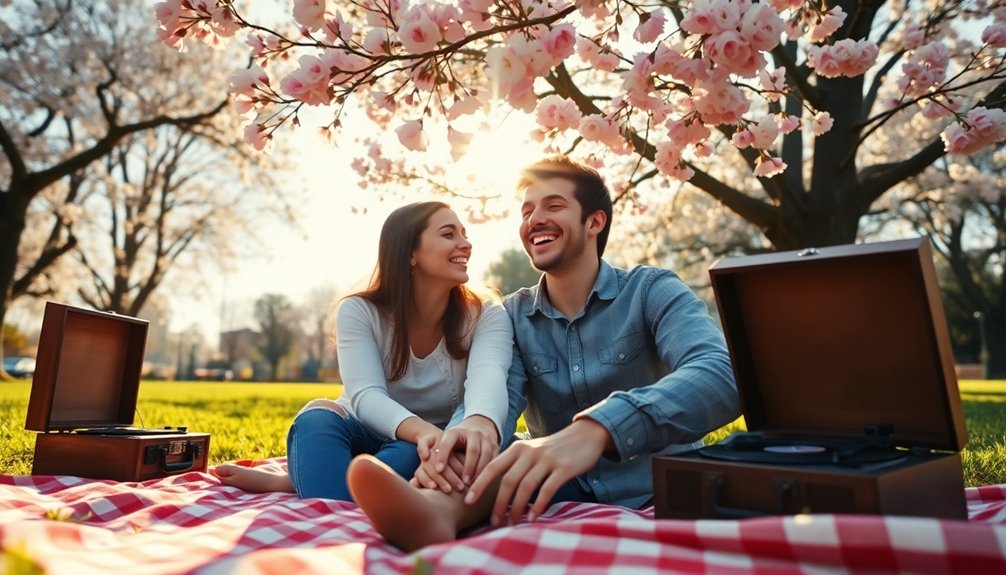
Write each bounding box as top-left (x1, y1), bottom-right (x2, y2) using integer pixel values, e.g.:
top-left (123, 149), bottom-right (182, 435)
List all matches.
top-left (348, 156), bottom-right (741, 550)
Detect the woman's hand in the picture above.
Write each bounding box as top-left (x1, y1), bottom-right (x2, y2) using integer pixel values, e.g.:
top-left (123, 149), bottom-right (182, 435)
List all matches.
top-left (412, 415), bottom-right (500, 492)
top-left (414, 430), bottom-right (466, 493)
top-left (431, 415), bottom-right (500, 487)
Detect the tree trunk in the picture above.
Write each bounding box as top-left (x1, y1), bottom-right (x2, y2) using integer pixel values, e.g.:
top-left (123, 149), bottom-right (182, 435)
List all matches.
top-left (984, 312), bottom-right (1006, 379)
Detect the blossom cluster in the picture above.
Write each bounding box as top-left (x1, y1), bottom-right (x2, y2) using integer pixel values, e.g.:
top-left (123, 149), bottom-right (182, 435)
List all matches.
top-left (153, 0), bottom-right (1006, 179)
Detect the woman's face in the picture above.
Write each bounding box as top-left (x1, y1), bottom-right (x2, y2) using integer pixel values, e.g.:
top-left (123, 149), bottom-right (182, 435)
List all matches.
top-left (412, 208), bottom-right (472, 287)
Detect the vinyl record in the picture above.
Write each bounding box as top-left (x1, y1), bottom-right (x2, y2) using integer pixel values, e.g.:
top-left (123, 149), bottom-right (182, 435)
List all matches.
top-left (764, 445), bottom-right (827, 454)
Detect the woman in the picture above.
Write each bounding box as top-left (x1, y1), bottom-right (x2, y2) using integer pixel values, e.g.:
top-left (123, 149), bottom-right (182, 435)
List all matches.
top-left (214, 202), bottom-right (513, 500)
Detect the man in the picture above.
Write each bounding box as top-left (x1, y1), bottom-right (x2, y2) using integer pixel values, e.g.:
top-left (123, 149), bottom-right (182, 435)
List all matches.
top-left (347, 156), bottom-right (741, 550)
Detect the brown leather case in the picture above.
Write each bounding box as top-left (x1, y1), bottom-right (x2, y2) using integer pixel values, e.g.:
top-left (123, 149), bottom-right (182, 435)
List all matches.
top-left (26, 302), bottom-right (210, 481)
top-left (653, 238), bottom-right (968, 520)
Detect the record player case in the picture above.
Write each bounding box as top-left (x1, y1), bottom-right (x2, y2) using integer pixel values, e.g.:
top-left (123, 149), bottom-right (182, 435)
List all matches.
top-left (25, 302), bottom-right (210, 482)
top-left (653, 238), bottom-right (968, 520)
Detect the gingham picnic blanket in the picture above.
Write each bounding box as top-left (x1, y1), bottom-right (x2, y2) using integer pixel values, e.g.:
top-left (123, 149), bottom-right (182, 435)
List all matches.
top-left (1, 462), bottom-right (1004, 574)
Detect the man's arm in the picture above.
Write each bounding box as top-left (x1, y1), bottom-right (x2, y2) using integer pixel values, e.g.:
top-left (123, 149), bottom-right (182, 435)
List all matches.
top-left (575, 271), bottom-right (740, 461)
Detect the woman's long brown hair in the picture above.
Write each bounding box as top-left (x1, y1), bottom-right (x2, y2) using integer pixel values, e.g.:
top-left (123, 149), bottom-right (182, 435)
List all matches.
top-left (350, 202), bottom-right (482, 382)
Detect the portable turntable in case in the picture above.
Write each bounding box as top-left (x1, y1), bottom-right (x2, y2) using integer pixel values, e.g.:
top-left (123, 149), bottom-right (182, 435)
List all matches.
top-left (653, 237), bottom-right (968, 520)
top-left (25, 302), bottom-right (210, 482)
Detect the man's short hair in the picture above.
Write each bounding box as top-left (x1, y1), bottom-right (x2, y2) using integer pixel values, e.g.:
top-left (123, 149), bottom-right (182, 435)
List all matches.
top-left (518, 156), bottom-right (614, 258)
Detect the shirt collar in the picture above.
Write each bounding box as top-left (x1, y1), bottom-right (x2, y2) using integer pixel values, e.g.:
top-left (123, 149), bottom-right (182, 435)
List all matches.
top-left (527, 260), bottom-right (619, 317)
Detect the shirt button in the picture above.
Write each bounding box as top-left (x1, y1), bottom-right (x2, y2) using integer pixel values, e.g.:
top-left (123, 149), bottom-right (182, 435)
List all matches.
top-left (618, 353), bottom-right (625, 360)
top-left (592, 479), bottom-right (599, 484)
top-left (571, 325), bottom-right (577, 331)
top-left (532, 366), bottom-right (539, 371)
top-left (572, 365), bottom-right (580, 372)
top-left (627, 438), bottom-right (635, 446)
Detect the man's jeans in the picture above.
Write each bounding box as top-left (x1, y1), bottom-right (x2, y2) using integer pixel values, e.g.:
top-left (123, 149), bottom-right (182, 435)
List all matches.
top-left (286, 408), bottom-right (421, 501)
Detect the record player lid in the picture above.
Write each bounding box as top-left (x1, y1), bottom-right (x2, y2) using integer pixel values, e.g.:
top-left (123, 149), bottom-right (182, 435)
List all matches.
top-left (709, 237), bottom-right (967, 452)
top-left (25, 302), bottom-right (149, 432)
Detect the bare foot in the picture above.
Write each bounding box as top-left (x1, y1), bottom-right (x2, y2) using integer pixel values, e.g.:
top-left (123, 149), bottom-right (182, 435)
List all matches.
top-left (347, 455), bottom-right (457, 551)
top-left (212, 462), bottom-right (295, 493)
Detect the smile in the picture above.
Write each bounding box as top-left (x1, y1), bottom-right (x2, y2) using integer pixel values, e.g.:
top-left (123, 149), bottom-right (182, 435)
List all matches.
top-left (450, 257), bottom-right (468, 264)
top-left (530, 233), bottom-right (558, 246)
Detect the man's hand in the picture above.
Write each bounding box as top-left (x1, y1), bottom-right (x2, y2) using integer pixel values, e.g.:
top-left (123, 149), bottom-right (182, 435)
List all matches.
top-left (464, 418), bottom-right (612, 526)
top-left (414, 415), bottom-right (500, 492)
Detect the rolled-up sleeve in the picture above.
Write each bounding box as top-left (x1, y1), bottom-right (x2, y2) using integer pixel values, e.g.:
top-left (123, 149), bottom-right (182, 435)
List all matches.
top-left (575, 272), bottom-right (740, 461)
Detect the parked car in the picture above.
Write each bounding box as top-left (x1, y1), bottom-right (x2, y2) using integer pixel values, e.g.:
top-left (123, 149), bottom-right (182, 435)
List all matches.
top-left (3, 356), bottom-right (36, 379)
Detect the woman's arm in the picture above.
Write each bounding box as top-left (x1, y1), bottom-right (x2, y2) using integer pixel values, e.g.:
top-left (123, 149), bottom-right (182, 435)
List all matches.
top-left (337, 297), bottom-right (418, 439)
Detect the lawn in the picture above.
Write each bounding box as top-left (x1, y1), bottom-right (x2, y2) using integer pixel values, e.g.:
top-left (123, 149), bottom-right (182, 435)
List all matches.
top-left (1, 380), bottom-right (1003, 486)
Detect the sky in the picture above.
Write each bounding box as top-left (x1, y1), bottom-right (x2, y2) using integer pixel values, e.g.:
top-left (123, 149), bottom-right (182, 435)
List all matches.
top-left (167, 112), bottom-right (544, 344)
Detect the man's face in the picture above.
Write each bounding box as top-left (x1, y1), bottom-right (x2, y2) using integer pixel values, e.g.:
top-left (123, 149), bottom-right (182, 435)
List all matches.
top-left (519, 177), bottom-right (589, 273)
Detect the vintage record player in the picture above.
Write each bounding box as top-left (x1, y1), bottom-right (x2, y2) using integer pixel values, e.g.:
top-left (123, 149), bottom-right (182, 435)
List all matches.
top-left (653, 237), bottom-right (968, 520)
top-left (25, 302), bottom-right (210, 482)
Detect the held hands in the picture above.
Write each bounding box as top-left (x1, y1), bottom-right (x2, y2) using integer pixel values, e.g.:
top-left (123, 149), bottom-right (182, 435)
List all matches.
top-left (413, 415), bottom-right (500, 493)
top-left (464, 418), bottom-right (612, 526)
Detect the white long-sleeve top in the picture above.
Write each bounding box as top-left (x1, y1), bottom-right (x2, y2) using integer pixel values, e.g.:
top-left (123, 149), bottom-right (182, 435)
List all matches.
top-left (333, 296), bottom-right (513, 440)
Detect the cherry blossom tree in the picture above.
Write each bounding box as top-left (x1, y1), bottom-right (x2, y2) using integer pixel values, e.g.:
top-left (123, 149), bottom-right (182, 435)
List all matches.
top-left (155, 0), bottom-right (1006, 250)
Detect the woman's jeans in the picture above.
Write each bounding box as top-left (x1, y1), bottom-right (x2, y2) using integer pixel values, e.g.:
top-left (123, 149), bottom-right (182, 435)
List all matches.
top-left (286, 407), bottom-right (421, 501)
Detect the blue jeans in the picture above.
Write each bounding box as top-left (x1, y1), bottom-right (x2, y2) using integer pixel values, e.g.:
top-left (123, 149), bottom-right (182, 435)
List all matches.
top-left (286, 408), bottom-right (421, 501)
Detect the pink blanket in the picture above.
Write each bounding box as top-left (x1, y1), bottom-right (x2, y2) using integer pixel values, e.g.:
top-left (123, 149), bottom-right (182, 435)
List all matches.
top-left (1, 464), bottom-right (1004, 574)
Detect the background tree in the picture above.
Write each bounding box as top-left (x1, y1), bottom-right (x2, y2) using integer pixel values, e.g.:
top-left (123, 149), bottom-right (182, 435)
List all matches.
top-left (300, 284), bottom-right (340, 380)
top-left (865, 146), bottom-right (1005, 375)
top-left (484, 247), bottom-right (541, 295)
top-left (254, 293), bottom-right (297, 381)
top-left (0, 0), bottom-right (261, 362)
top-left (68, 121), bottom-right (285, 317)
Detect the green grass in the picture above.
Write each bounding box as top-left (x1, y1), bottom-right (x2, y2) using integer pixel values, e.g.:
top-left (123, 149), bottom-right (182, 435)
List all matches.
top-left (1, 380), bottom-right (1003, 486)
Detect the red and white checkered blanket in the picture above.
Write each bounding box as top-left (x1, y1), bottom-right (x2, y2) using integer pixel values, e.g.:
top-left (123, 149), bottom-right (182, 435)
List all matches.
top-left (2, 462), bottom-right (1004, 574)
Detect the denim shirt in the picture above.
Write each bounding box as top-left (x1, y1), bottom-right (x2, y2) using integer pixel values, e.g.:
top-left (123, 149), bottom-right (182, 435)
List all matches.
top-left (500, 261), bottom-right (740, 508)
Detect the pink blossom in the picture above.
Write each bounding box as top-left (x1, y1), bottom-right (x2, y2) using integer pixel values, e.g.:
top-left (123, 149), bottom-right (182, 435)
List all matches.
top-left (398, 8), bottom-right (442, 54)
top-left (749, 116), bottom-right (780, 150)
top-left (758, 67), bottom-right (786, 101)
top-left (740, 3), bottom-right (783, 51)
top-left (395, 119), bottom-right (428, 151)
top-left (732, 129), bottom-right (754, 148)
top-left (808, 6), bottom-right (846, 43)
top-left (941, 124), bottom-right (982, 154)
top-left (447, 94), bottom-right (484, 120)
top-left (704, 31), bottom-right (754, 76)
top-left (323, 12), bottom-right (353, 43)
top-left (154, 0), bottom-right (182, 31)
top-left (244, 124), bottom-right (269, 151)
top-left (486, 45), bottom-right (528, 97)
top-left (535, 95), bottom-right (583, 131)
top-left (634, 10), bottom-right (666, 44)
top-left (812, 111), bottom-right (833, 136)
top-left (578, 114), bottom-right (620, 144)
top-left (779, 115), bottom-right (801, 134)
top-left (966, 107), bottom-right (1006, 142)
top-left (982, 23), bottom-right (1006, 48)
top-left (293, 0), bottom-right (326, 32)
top-left (693, 78), bottom-right (750, 125)
top-left (654, 140), bottom-right (683, 176)
top-left (447, 126), bottom-right (473, 161)
top-left (544, 24), bottom-right (577, 60)
top-left (754, 156), bottom-right (787, 177)
top-left (508, 78), bottom-right (538, 113)
top-left (680, 0), bottom-right (720, 36)
top-left (901, 23), bottom-right (925, 50)
top-left (363, 27), bottom-right (390, 54)
top-left (229, 64), bottom-right (269, 96)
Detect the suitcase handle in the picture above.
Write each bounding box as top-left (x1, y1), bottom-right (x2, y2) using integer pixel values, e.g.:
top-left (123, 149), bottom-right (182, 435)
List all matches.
top-left (159, 443), bottom-right (199, 473)
top-left (707, 473), bottom-right (796, 518)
